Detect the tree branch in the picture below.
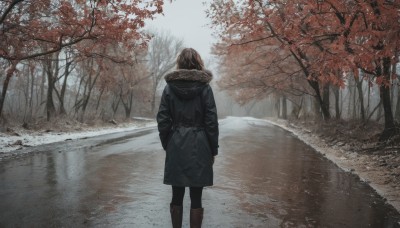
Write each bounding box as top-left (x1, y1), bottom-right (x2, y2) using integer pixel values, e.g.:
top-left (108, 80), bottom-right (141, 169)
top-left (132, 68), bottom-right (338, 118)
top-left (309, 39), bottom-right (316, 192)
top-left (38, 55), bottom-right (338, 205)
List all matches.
top-left (230, 35), bottom-right (275, 46)
top-left (0, 0), bottom-right (24, 25)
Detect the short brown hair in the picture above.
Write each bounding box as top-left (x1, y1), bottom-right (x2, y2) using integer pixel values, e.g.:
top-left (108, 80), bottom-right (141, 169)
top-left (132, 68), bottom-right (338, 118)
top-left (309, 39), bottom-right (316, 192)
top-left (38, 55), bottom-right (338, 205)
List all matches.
top-left (177, 48), bottom-right (204, 70)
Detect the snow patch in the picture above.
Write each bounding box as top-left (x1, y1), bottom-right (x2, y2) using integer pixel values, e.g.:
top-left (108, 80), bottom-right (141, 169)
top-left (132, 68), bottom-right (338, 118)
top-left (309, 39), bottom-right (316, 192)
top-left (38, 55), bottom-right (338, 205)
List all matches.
top-left (0, 120), bottom-right (156, 154)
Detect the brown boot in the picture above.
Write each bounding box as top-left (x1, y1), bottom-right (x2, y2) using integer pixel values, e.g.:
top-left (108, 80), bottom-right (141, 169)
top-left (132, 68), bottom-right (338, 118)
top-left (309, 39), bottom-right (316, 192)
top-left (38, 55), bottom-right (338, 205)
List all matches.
top-left (170, 204), bottom-right (183, 228)
top-left (190, 208), bottom-right (204, 228)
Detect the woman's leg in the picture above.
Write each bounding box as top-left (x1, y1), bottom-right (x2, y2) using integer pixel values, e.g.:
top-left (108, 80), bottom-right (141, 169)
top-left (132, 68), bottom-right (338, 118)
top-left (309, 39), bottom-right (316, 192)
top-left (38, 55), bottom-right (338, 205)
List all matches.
top-left (170, 186), bottom-right (185, 228)
top-left (189, 187), bottom-right (203, 208)
top-left (189, 187), bottom-right (204, 227)
top-left (171, 186), bottom-right (185, 206)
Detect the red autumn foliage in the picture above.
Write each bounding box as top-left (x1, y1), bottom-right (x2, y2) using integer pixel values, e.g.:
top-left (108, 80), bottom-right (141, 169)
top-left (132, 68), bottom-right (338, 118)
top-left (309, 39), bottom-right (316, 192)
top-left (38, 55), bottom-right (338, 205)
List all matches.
top-left (0, 0), bottom-right (164, 118)
top-left (208, 0), bottom-right (400, 138)
top-left (0, 0), bottom-right (163, 61)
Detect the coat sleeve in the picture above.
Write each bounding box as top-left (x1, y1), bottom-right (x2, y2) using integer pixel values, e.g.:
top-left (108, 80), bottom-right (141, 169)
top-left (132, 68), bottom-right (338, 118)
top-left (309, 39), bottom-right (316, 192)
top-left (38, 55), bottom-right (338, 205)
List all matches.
top-left (157, 86), bottom-right (173, 150)
top-left (203, 85), bottom-right (219, 156)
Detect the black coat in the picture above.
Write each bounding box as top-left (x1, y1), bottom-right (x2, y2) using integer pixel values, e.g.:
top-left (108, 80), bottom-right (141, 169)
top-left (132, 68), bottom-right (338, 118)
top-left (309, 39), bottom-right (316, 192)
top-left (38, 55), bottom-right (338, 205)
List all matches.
top-left (157, 69), bottom-right (219, 187)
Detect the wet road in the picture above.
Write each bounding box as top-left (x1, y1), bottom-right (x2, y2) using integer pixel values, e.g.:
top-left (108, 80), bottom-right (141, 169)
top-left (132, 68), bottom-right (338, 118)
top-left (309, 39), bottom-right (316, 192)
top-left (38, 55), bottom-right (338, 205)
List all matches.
top-left (1, 117), bottom-right (400, 227)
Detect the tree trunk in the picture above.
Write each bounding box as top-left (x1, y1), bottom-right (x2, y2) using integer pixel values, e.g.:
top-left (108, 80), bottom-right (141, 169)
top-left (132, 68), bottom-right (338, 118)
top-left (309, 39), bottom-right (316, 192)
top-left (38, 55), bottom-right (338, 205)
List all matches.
top-left (333, 85), bottom-right (340, 119)
top-left (308, 80), bottom-right (331, 120)
top-left (79, 75), bottom-right (90, 122)
top-left (395, 85), bottom-right (400, 121)
top-left (73, 76), bottom-right (85, 116)
top-left (391, 54), bottom-right (397, 114)
top-left (122, 97), bottom-right (132, 119)
top-left (46, 66), bottom-right (56, 121)
top-left (347, 79), bottom-right (353, 118)
top-left (0, 61), bottom-right (18, 118)
top-left (44, 57), bottom-right (57, 121)
top-left (322, 83), bottom-right (330, 118)
top-left (281, 95), bottom-right (287, 119)
top-left (313, 96), bottom-right (320, 118)
top-left (379, 57), bottom-right (396, 140)
top-left (296, 96), bottom-right (304, 119)
top-left (352, 81), bottom-right (357, 119)
top-left (23, 64), bottom-right (29, 122)
top-left (78, 58), bottom-right (100, 122)
top-left (275, 96), bottom-right (281, 118)
top-left (367, 80), bottom-right (371, 117)
top-left (151, 83), bottom-right (157, 114)
top-left (367, 100), bottom-right (382, 122)
top-left (394, 60), bottom-right (400, 121)
top-left (81, 70), bottom-right (100, 121)
top-left (356, 76), bottom-right (365, 121)
top-left (40, 65), bottom-right (46, 112)
top-left (121, 90), bottom-right (134, 119)
top-left (339, 87), bottom-right (344, 118)
top-left (111, 95), bottom-right (121, 118)
top-left (96, 88), bottom-right (105, 111)
top-left (29, 64), bottom-right (35, 120)
top-left (377, 101), bottom-right (383, 122)
top-left (59, 59), bottom-right (72, 115)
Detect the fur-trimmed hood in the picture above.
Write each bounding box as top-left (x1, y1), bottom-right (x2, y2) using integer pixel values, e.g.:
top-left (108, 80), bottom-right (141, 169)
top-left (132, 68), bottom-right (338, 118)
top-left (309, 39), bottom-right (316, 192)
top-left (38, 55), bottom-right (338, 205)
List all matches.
top-left (164, 69), bottom-right (213, 100)
top-left (165, 69), bottom-right (213, 83)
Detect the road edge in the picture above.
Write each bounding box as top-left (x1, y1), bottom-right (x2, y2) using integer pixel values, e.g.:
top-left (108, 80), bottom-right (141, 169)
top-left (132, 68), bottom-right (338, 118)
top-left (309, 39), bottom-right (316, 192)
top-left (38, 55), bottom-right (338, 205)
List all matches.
top-left (262, 117), bottom-right (400, 214)
top-left (0, 123), bottom-right (157, 161)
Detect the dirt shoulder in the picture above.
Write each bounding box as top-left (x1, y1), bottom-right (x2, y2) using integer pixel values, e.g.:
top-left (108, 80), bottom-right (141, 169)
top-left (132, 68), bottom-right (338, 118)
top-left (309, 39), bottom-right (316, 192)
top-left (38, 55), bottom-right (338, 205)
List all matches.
top-left (265, 117), bottom-right (400, 213)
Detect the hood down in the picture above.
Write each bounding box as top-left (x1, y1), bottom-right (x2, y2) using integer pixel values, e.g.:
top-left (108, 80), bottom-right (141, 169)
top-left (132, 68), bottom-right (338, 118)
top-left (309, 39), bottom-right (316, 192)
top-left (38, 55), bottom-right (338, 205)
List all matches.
top-left (164, 69), bottom-right (213, 100)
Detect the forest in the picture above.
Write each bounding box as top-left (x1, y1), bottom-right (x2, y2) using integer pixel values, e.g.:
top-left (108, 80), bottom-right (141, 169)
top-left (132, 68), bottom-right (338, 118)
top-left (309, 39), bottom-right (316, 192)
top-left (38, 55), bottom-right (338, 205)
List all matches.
top-left (1, 0), bottom-right (400, 143)
top-left (208, 0), bottom-right (400, 142)
top-left (0, 0), bottom-right (181, 127)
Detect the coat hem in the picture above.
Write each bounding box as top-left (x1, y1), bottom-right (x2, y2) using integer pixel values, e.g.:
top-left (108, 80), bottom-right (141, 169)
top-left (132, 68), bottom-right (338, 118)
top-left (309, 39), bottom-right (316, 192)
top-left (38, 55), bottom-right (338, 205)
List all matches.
top-left (163, 181), bottom-right (213, 187)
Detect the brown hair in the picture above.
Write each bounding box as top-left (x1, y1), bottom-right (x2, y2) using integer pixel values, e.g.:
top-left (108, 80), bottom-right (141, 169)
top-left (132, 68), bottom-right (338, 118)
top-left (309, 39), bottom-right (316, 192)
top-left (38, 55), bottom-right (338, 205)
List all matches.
top-left (177, 48), bottom-right (204, 70)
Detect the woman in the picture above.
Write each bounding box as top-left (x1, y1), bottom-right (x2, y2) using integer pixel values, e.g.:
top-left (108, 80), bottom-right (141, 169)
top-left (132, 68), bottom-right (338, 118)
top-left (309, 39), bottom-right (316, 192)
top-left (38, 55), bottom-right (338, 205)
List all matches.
top-left (157, 48), bottom-right (219, 228)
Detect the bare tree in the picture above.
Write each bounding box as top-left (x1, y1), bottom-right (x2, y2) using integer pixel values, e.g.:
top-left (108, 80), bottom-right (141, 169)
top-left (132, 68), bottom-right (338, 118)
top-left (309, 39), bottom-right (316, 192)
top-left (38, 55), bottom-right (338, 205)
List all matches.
top-left (146, 30), bottom-right (183, 113)
top-left (118, 53), bottom-right (150, 119)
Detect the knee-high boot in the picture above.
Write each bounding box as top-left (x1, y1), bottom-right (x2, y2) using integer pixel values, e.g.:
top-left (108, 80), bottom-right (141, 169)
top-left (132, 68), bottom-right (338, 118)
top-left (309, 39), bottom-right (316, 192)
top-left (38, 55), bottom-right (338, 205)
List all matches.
top-left (190, 208), bottom-right (204, 228)
top-left (170, 204), bottom-right (183, 228)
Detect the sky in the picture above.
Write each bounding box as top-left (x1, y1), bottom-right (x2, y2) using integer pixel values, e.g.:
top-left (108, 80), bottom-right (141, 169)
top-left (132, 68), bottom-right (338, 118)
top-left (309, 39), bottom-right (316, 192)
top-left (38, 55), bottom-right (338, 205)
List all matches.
top-left (145, 0), bottom-right (216, 62)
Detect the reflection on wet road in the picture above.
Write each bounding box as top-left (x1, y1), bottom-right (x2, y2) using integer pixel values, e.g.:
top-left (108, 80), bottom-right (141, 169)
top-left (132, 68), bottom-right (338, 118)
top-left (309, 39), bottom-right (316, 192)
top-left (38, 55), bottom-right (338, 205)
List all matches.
top-left (0, 117), bottom-right (399, 227)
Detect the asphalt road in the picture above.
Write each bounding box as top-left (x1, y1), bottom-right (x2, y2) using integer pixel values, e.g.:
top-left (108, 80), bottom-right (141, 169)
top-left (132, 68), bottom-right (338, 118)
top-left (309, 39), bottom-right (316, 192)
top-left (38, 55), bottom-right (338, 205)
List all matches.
top-left (0, 117), bottom-right (399, 227)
